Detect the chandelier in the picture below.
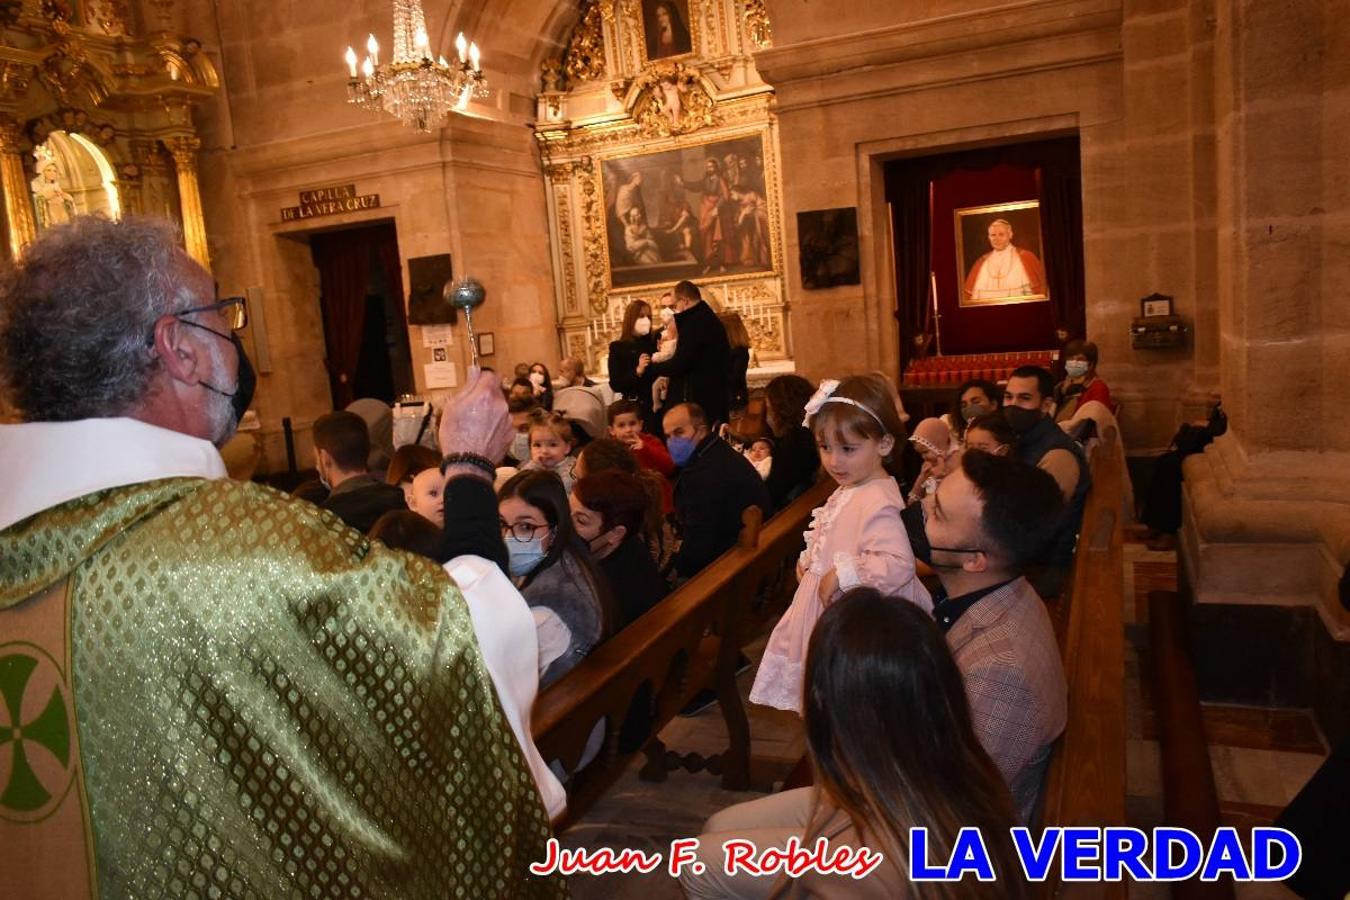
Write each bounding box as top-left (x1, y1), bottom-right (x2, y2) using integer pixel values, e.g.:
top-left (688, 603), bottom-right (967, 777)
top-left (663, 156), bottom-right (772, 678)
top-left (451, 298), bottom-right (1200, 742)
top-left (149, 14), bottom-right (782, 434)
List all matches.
top-left (343, 0), bottom-right (487, 132)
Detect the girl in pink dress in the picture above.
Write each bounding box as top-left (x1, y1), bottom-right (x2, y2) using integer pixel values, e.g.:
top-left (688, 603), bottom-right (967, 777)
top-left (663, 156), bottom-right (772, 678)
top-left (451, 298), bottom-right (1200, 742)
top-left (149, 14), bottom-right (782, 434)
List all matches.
top-left (749, 376), bottom-right (932, 713)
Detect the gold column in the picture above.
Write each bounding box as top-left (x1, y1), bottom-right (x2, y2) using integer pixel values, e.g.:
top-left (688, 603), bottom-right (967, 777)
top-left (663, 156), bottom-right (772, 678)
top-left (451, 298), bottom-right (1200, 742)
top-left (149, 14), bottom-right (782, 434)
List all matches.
top-left (165, 135), bottom-right (210, 271)
top-left (0, 116), bottom-right (36, 259)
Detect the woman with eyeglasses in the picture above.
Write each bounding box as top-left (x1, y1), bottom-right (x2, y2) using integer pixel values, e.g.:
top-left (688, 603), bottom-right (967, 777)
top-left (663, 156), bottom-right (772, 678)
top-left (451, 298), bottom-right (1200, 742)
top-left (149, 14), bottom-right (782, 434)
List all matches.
top-left (498, 469), bottom-right (614, 686)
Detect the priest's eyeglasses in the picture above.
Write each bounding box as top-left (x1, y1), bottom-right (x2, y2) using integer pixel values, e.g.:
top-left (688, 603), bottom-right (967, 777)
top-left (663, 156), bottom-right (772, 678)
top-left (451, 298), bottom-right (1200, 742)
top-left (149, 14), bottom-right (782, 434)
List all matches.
top-left (500, 520), bottom-right (551, 543)
top-left (176, 296), bottom-right (248, 332)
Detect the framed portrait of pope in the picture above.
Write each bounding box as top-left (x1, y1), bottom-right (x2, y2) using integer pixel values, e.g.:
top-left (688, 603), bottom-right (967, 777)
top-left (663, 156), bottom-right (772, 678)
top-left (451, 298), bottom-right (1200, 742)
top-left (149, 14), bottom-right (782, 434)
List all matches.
top-left (954, 200), bottom-right (1050, 307)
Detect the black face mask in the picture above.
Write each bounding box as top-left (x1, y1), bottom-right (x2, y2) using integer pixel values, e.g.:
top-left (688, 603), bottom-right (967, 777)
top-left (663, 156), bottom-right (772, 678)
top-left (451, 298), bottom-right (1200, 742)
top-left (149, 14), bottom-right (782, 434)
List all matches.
top-left (185, 323), bottom-right (257, 428)
top-left (1003, 405), bottom-right (1045, 435)
top-left (900, 502), bottom-right (931, 565)
top-left (903, 499), bottom-right (986, 569)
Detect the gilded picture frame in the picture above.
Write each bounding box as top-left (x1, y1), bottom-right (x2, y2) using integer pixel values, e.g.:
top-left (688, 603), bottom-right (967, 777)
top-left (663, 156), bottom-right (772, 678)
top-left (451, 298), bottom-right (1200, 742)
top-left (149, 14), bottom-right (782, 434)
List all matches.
top-left (638, 0), bottom-right (699, 66)
top-left (954, 200), bottom-right (1051, 308)
top-left (599, 130), bottom-right (777, 289)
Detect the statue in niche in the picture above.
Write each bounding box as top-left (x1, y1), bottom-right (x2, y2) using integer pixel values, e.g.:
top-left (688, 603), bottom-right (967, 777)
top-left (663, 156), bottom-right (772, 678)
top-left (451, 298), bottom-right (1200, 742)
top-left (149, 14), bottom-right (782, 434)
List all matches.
top-left (656, 75), bottom-right (684, 127)
top-left (31, 144), bottom-right (77, 228)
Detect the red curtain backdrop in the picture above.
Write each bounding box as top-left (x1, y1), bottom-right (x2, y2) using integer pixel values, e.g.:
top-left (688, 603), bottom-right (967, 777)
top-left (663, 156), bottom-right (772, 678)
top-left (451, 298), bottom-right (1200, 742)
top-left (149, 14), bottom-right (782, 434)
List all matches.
top-left (312, 228), bottom-right (375, 409)
top-left (886, 138), bottom-right (1085, 370)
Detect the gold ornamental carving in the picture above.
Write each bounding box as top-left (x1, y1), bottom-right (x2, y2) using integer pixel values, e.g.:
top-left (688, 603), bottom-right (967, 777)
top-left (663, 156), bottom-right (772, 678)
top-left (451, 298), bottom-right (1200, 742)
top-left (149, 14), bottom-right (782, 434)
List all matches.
top-left (628, 62), bottom-right (717, 138)
top-left (0, 116), bottom-right (37, 258)
top-left (164, 134), bottom-right (210, 270)
top-left (564, 1), bottom-right (607, 85)
top-left (579, 169), bottom-right (610, 314)
top-left (0, 60), bottom-right (34, 103)
top-left (619, 0), bottom-right (641, 74)
top-left (554, 188), bottom-right (579, 316)
top-left (744, 0), bottom-right (773, 48)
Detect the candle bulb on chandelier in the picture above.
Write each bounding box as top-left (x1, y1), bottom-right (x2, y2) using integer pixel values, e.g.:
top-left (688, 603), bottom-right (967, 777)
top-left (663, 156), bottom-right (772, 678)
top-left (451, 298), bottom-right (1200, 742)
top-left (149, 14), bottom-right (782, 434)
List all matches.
top-left (469, 42), bottom-right (480, 72)
top-left (344, 46), bottom-right (358, 78)
top-left (361, 56), bottom-right (374, 79)
top-left (414, 26), bottom-right (430, 57)
top-left (455, 31), bottom-right (467, 63)
top-left (438, 55), bottom-right (449, 68)
top-left (366, 34), bottom-right (379, 66)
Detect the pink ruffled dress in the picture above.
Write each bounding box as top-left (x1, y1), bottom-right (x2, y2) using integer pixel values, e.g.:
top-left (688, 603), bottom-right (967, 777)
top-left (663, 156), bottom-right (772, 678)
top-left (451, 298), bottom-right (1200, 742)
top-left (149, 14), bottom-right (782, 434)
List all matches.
top-left (749, 476), bottom-right (932, 713)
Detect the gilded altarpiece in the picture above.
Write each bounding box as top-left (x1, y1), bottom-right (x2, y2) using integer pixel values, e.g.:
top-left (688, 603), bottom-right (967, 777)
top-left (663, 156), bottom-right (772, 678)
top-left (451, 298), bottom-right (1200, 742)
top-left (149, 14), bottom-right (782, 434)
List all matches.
top-left (535, 0), bottom-right (789, 377)
top-left (0, 0), bottom-right (218, 264)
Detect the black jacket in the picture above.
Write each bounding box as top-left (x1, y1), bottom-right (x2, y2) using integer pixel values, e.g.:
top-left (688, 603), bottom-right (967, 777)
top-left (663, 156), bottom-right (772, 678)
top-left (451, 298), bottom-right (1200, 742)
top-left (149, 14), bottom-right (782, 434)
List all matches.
top-left (599, 534), bottom-right (670, 629)
top-left (607, 334), bottom-right (659, 431)
top-left (728, 346), bottom-right (750, 411)
top-left (671, 433), bottom-right (771, 578)
top-left (435, 475), bottom-right (509, 573)
top-left (764, 425), bottom-right (820, 513)
top-left (648, 301), bottom-right (732, 426)
top-left (321, 475), bottom-right (407, 534)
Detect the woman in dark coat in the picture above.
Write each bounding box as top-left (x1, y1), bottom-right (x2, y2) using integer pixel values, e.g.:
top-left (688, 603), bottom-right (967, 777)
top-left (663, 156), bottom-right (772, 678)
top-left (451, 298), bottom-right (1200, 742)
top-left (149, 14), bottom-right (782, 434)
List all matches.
top-left (762, 374), bottom-right (821, 512)
top-left (721, 311), bottom-right (752, 414)
top-left (606, 299), bottom-right (660, 433)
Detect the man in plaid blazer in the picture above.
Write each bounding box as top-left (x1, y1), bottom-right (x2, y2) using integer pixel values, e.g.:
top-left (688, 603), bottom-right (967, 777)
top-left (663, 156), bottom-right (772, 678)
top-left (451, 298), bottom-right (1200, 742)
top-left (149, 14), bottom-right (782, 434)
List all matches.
top-left (921, 450), bottom-right (1069, 823)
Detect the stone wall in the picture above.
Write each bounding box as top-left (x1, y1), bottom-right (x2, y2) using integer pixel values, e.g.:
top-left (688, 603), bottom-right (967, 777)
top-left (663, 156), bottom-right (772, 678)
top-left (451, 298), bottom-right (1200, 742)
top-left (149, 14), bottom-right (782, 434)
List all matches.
top-left (180, 0), bottom-right (566, 472)
top-left (756, 0), bottom-right (1219, 451)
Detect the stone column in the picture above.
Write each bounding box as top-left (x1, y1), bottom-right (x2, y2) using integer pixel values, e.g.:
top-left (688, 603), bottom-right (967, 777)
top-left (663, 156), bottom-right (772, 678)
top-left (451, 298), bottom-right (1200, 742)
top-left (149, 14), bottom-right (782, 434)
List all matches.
top-left (0, 116), bottom-right (36, 259)
top-left (165, 135), bottom-right (210, 270)
top-left (1181, 0), bottom-right (1350, 644)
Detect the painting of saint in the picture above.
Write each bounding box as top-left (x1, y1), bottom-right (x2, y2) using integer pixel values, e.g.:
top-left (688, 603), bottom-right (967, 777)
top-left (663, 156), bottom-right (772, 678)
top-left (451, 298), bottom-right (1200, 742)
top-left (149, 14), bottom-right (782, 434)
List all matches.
top-left (954, 201), bottom-right (1050, 306)
top-left (601, 135), bottom-right (774, 288)
top-left (643, 0), bottom-right (693, 60)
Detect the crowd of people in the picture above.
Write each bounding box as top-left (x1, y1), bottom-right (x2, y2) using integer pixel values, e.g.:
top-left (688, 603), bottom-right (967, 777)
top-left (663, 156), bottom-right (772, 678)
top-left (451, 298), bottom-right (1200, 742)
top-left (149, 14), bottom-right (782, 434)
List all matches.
top-left (0, 216), bottom-right (1120, 896)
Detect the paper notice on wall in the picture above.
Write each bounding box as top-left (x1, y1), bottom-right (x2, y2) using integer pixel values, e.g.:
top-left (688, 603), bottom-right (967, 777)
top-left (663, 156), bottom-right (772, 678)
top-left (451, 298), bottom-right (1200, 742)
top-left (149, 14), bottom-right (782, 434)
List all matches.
top-left (421, 323), bottom-right (453, 348)
top-left (423, 359), bottom-right (458, 389)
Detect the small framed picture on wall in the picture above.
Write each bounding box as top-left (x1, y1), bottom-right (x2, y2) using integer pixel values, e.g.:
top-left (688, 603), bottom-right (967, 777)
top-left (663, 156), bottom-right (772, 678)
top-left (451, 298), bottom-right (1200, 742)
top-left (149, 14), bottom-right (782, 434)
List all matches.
top-left (1140, 293), bottom-right (1174, 318)
top-left (477, 332), bottom-right (495, 357)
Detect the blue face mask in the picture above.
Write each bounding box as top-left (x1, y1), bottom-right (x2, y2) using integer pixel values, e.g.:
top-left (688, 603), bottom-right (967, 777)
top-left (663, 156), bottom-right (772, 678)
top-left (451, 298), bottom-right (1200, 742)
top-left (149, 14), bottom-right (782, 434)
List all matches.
top-left (668, 435), bottom-right (697, 467)
top-left (510, 432), bottom-right (531, 462)
top-left (507, 536), bottom-right (549, 578)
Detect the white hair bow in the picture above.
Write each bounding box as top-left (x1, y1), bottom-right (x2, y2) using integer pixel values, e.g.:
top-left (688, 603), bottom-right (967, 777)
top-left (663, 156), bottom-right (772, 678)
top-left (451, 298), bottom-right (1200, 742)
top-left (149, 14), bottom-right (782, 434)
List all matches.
top-left (803, 379), bottom-right (841, 421)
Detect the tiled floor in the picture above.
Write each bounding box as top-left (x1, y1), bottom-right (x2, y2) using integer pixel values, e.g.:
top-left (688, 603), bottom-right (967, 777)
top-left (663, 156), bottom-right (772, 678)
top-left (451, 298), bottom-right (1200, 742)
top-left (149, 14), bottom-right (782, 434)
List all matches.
top-left (555, 531), bottom-right (1329, 898)
top-left (559, 636), bottom-right (804, 900)
top-left (1121, 527), bottom-right (1327, 899)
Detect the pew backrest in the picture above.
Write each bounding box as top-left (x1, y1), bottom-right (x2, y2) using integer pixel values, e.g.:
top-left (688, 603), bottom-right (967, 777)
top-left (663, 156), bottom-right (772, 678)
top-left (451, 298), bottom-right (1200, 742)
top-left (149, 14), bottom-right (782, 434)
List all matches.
top-left (1037, 424), bottom-right (1128, 898)
top-left (531, 477), bottom-right (836, 825)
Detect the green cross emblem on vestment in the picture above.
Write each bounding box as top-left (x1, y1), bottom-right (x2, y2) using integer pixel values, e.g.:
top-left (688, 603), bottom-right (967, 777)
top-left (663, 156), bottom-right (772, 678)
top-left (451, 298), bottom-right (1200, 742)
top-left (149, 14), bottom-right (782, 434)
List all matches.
top-left (0, 646), bottom-right (73, 820)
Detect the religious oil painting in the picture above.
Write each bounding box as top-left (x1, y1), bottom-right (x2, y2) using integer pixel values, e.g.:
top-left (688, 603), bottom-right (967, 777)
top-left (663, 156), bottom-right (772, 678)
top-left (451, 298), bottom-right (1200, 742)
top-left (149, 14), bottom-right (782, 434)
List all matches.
top-left (642, 0), bottom-right (694, 61)
top-left (954, 200), bottom-right (1050, 307)
top-left (797, 207), bottom-right (860, 289)
top-left (602, 134), bottom-right (773, 288)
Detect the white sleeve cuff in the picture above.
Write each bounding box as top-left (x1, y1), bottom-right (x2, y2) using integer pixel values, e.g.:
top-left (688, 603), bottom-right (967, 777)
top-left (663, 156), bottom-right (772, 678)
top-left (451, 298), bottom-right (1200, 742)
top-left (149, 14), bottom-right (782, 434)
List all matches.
top-left (833, 552), bottom-right (862, 590)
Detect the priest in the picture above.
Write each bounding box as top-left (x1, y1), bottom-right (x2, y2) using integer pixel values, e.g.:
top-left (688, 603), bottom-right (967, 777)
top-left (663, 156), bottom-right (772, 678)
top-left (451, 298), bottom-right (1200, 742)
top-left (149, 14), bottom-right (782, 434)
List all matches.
top-left (0, 216), bottom-right (564, 898)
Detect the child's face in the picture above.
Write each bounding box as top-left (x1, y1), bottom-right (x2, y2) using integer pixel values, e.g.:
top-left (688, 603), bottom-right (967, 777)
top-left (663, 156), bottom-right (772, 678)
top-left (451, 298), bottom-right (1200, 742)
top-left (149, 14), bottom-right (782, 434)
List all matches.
top-left (609, 412), bottom-right (643, 444)
top-left (408, 468), bottom-right (445, 528)
top-left (815, 425), bottom-right (894, 488)
top-left (531, 428), bottom-right (571, 467)
top-left (748, 440), bottom-right (772, 463)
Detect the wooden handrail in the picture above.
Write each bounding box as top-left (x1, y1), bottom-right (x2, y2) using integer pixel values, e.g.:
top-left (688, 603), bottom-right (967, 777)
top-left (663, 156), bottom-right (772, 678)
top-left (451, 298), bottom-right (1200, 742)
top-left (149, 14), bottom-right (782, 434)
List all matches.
top-left (1037, 425), bottom-right (1128, 899)
top-left (531, 476), bottom-right (835, 827)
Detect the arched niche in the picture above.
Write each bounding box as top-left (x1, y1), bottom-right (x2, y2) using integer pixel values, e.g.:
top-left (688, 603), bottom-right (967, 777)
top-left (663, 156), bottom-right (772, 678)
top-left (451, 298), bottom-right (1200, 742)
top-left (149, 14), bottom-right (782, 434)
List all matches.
top-left (30, 130), bottom-right (121, 229)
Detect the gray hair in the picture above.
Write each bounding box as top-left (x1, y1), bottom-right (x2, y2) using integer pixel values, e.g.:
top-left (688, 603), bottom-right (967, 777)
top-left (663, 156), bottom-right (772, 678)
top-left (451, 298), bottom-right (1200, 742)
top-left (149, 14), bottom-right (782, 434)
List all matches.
top-left (0, 216), bottom-right (192, 421)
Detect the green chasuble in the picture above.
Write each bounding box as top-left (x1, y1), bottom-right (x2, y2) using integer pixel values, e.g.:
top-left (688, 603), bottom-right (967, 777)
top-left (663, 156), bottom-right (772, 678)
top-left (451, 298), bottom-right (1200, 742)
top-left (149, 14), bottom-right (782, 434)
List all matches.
top-left (0, 477), bottom-right (565, 899)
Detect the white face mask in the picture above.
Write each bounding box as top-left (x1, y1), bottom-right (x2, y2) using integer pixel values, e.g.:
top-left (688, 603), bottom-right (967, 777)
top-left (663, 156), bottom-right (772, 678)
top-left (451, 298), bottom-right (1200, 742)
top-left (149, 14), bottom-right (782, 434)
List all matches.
top-left (1065, 360), bottom-right (1090, 378)
top-left (659, 307), bottom-right (675, 324)
top-left (633, 317), bottom-right (652, 336)
top-left (529, 371), bottom-right (546, 387)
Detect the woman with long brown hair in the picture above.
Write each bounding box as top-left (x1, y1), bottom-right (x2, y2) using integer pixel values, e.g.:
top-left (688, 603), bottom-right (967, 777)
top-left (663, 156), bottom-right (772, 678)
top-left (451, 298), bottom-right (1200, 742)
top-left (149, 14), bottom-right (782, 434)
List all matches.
top-left (607, 298), bottom-right (661, 432)
top-left (682, 588), bottom-right (1027, 899)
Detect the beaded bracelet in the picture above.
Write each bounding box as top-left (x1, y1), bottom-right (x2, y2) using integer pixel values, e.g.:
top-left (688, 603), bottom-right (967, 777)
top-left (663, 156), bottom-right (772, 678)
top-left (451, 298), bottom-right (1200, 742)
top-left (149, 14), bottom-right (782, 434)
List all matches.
top-left (439, 452), bottom-right (497, 479)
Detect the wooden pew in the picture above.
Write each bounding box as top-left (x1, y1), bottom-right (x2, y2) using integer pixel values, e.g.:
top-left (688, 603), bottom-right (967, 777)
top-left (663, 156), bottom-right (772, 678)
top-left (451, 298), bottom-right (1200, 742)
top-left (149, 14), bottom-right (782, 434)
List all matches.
top-left (532, 477), bottom-right (836, 829)
top-left (1036, 423), bottom-right (1128, 898)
